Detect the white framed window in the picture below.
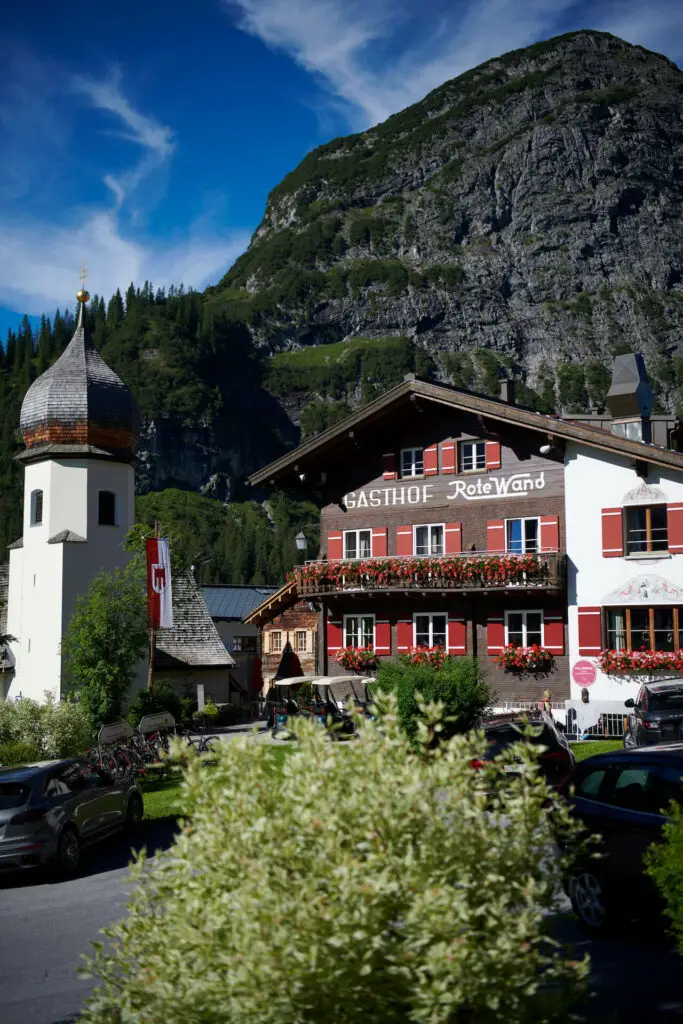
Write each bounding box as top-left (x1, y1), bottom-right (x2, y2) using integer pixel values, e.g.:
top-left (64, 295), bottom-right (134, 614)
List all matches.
top-left (506, 517), bottom-right (539, 554)
top-left (270, 631), bottom-right (282, 654)
top-left (459, 440), bottom-right (486, 472)
top-left (505, 610), bottom-right (543, 647)
top-left (344, 529), bottom-right (372, 560)
top-left (233, 636), bottom-right (257, 653)
top-left (98, 490), bottom-right (118, 526)
top-left (295, 630), bottom-right (307, 653)
top-left (30, 489), bottom-right (43, 526)
top-left (414, 613), bottom-right (448, 648)
top-left (344, 614), bottom-right (375, 648)
top-left (414, 523), bottom-right (444, 556)
top-left (400, 447), bottom-right (424, 478)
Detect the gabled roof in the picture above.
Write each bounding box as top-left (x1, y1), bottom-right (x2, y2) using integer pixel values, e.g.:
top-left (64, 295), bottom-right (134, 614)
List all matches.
top-left (201, 585), bottom-right (278, 621)
top-left (155, 573), bottom-right (236, 670)
top-left (243, 579), bottom-right (299, 626)
top-left (249, 376), bottom-right (683, 486)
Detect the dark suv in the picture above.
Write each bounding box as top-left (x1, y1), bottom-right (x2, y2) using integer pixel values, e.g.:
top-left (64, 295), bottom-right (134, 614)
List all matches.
top-left (557, 745), bottom-right (683, 931)
top-left (479, 711), bottom-right (575, 784)
top-left (623, 678), bottom-right (683, 747)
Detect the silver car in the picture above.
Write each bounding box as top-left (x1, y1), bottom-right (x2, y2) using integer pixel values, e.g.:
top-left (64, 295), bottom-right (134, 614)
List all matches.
top-left (0, 758), bottom-right (143, 873)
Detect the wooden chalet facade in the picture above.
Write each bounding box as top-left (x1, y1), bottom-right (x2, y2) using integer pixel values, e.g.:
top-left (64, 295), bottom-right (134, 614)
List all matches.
top-left (250, 368), bottom-right (683, 707)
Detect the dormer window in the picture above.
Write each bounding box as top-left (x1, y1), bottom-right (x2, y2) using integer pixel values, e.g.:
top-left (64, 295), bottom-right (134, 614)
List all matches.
top-left (98, 490), bottom-right (117, 526)
top-left (625, 506), bottom-right (667, 554)
top-left (400, 448), bottom-right (424, 478)
top-left (30, 489), bottom-right (43, 526)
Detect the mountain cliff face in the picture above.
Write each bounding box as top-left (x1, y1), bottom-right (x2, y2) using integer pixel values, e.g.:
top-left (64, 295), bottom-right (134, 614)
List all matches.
top-left (209, 30), bottom-right (683, 404)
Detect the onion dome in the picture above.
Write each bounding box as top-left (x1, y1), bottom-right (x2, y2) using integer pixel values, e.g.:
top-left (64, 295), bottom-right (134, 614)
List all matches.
top-left (19, 290), bottom-right (138, 463)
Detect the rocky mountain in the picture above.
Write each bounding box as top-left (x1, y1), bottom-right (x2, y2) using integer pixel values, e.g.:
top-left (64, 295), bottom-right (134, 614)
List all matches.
top-left (208, 29), bottom-right (683, 409)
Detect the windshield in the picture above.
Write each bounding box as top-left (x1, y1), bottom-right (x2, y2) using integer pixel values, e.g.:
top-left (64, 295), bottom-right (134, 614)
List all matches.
top-left (0, 783), bottom-right (31, 810)
top-left (484, 724), bottom-right (559, 757)
top-left (650, 691), bottom-right (683, 711)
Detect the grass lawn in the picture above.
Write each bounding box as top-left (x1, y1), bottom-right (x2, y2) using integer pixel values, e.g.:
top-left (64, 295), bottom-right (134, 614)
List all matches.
top-left (141, 743), bottom-right (292, 820)
top-left (569, 739), bottom-right (623, 762)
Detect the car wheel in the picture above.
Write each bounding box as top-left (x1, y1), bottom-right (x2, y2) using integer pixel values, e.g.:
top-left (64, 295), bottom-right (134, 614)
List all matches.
top-left (56, 826), bottom-right (80, 875)
top-left (126, 793), bottom-right (144, 831)
top-left (569, 869), bottom-right (612, 932)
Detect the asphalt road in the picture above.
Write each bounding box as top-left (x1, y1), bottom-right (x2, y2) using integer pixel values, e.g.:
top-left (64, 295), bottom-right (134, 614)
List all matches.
top-left (0, 820), bottom-right (178, 1024)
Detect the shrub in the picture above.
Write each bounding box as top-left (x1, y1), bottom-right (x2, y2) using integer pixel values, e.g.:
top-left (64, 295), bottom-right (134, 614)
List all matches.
top-left (0, 694), bottom-right (93, 759)
top-left (0, 740), bottom-right (40, 766)
top-left (375, 656), bottom-right (494, 740)
top-left (128, 680), bottom-right (183, 728)
top-left (646, 803), bottom-right (683, 951)
top-left (80, 699), bottom-right (588, 1022)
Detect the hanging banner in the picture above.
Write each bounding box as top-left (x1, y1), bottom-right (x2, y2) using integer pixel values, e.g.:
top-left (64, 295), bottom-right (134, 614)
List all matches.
top-left (146, 537), bottom-right (173, 628)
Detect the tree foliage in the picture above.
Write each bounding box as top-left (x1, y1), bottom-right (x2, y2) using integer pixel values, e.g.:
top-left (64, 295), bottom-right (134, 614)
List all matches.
top-left (61, 560), bottom-right (148, 729)
top-left (374, 656), bottom-right (494, 740)
top-left (0, 693), bottom-right (93, 761)
top-left (646, 803), bottom-right (683, 953)
top-left (80, 698), bottom-right (588, 1023)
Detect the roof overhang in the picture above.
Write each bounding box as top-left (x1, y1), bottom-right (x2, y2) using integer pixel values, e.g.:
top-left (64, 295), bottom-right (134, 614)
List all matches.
top-left (243, 579), bottom-right (299, 626)
top-left (249, 377), bottom-right (683, 487)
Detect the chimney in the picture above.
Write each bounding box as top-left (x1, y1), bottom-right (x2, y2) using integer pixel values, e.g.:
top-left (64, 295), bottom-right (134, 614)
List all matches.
top-left (499, 378), bottom-right (516, 405)
top-left (605, 354), bottom-right (653, 443)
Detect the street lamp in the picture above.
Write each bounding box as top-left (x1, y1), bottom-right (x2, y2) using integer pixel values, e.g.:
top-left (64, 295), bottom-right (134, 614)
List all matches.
top-left (295, 530), bottom-right (307, 551)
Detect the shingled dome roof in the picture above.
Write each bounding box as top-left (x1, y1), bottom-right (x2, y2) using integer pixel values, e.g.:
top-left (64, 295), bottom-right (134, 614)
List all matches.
top-left (19, 301), bottom-right (137, 461)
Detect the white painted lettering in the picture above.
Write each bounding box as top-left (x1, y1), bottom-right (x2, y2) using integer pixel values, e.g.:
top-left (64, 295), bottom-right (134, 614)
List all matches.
top-left (357, 491), bottom-right (368, 507)
top-left (483, 482), bottom-right (492, 494)
top-left (369, 489), bottom-right (381, 507)
top-left (422, 484), bottom-right (434, 503)
top-left (535, 472), bottom-right (546, 490)
top-left (391, 488), bottom-right (405, 505)
top-left (511, 478), bottom-right (523, 493)
top-left (523, 477), bottom-right (534, 492)
top-left (407, 486), bottom-right (420, 504)
top-left (345, 492), bottom-right (356, 510)
top-left (382, 489), bottom-right (392, 505)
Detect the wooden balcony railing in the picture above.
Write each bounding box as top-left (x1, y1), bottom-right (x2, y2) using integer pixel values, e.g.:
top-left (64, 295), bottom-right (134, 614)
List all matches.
top-left (296, 552), bottom-right (566, 597)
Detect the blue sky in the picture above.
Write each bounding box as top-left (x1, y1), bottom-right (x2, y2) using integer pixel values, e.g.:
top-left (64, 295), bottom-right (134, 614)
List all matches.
top-left (1, 0), bottom-right (683, 339)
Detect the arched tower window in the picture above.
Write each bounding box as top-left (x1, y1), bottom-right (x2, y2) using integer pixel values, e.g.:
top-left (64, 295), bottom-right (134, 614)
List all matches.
top-left (30, 489), bottom-right (43, 526)
top-left (98, 490), bottom-right (118, 526)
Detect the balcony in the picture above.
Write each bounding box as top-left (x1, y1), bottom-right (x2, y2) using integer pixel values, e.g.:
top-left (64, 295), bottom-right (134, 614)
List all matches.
top-left (296, 552), bottom-right (567, 598)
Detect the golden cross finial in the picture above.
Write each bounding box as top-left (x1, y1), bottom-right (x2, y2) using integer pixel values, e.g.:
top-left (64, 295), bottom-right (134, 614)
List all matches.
top-left (80, 263), bottom-right (88, 289)
top-left (76, 262), bottom-right (90, 303)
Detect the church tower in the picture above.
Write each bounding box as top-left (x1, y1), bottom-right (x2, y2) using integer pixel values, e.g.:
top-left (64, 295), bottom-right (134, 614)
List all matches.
top-left (5, 283), bottom-right (138, 700)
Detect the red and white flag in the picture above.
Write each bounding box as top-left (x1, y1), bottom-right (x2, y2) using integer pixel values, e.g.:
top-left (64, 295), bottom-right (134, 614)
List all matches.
top-left (146, 537), bottom-right (173, 629)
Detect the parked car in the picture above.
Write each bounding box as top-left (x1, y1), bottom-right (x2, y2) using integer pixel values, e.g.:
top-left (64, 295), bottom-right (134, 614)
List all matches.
top-left (557, 744), bottom-right (683, 931)
top-left (0, 757), bottom-right (144, 874)
top-left (623, 678), bottom-right (683, 747)
top-left (478, 711), bottom-right (575, 785)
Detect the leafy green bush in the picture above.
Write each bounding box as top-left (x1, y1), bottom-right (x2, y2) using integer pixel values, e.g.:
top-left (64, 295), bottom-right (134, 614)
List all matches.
top-left (375, 656), bottom-right (494, 740)
top-left (0, 694), bottom-right (93, 759)
top-left (646, 804), bottom-right (683, 951)
top-left (0, 740), bottom-right (40, 766)
top-left (128, 680), bottom-right (184, 729)
top-left (80, 698), bottom-right (587, 1022)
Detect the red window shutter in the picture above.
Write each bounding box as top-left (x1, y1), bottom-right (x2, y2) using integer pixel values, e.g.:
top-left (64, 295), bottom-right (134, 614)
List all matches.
top-left (601, 508), bottom-right (623, 557)
top-left (543, 613), bottom-right (565, 654)
top-left (487, 519), bottom-right (506, 553)
top-left (445, 522), bottom-right (462, 554)
top-left (397, 620), bottom-right (413, 652)
top-left (578, 607), bottom-right (602, 655)
top-left (327, 619), bottom-right (342, 654)
top-left (374, 620), bottom-right (391, 655)
top-left (371, 527), bottom-right (388, 557)
top-left (540, 516), bottom-right (560, 553)
top-left (448, 618), bottom-right (466, 654)
top-left (668, 504), bottom-right (683, 553)
top-left (424, 444), bottom-right (438, 476)
top-left (441, 441), bottom-right (456, 475)
top-left (328, 531), bottom-right (343, 560)
top-left (382, 453), bottom-right (397, 481)
top-left (485, 440), bottom-right (501, 470)
top-left (396, 526), bottom-right (413, 556)
top-left (487, 618), bottom-right (505, 654)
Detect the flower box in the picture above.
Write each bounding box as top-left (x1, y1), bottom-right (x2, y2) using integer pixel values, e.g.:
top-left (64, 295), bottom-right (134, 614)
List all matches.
top-left (493, 644), bottom-right (555, 675)
top-left (336, 647), bottom-right (379, 673)
top-left (401, 646), bottom-right (448, 669)
top-left (598, 649), bottom-right (683, 674)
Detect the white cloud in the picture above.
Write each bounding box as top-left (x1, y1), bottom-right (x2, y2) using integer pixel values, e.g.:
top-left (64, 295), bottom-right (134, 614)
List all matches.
top-left (229, 0), bottom-right (683, 128)
top-left (72, 71), bottom-right (175, 209)
top-left (0, 211), bottom-right (249, 314)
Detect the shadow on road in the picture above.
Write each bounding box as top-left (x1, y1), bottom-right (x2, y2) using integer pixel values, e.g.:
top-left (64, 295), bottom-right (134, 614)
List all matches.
top-left (0, 818), bottom-right (180, 891)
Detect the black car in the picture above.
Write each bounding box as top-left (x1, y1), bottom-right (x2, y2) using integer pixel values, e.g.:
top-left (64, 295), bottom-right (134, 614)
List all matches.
top-left (623, 678), bottom-right (683, 747)
top-left (479, 711), bottom-right (575, 785)
top-left (557, 744), bottom-right (683, 931)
